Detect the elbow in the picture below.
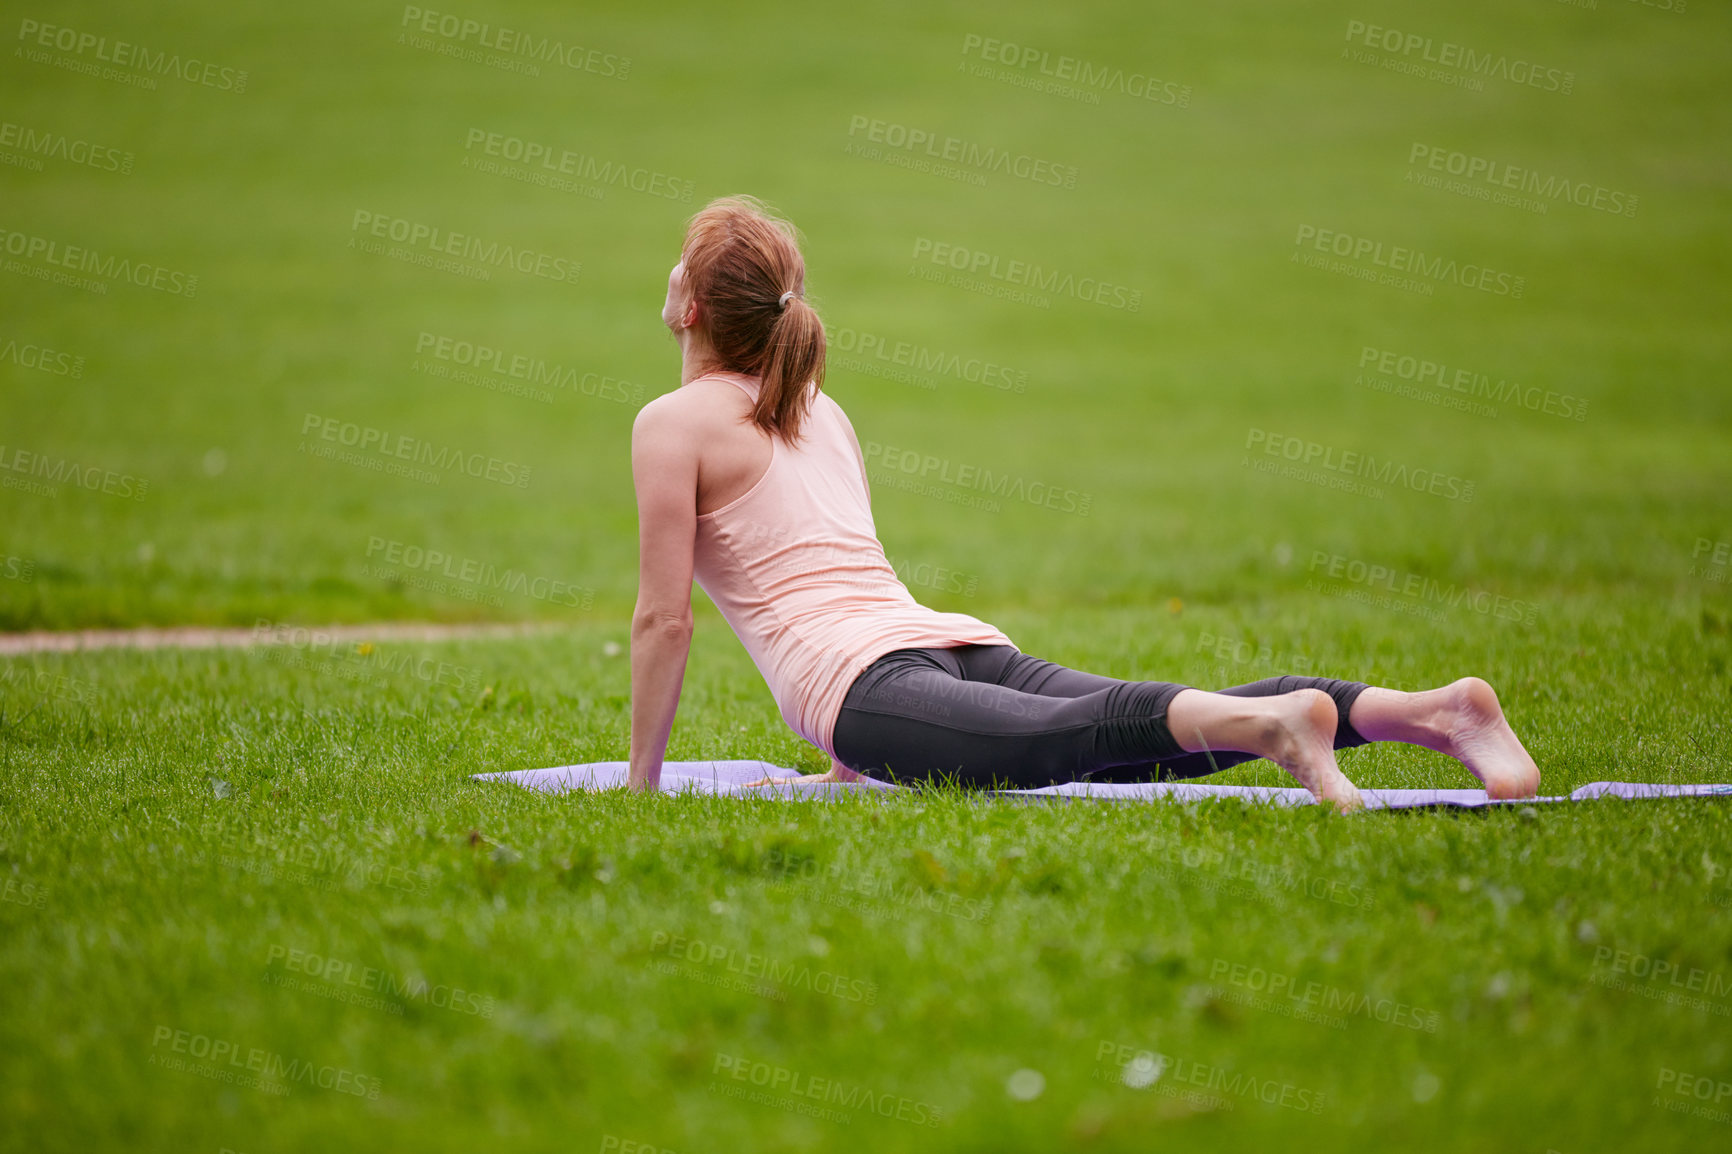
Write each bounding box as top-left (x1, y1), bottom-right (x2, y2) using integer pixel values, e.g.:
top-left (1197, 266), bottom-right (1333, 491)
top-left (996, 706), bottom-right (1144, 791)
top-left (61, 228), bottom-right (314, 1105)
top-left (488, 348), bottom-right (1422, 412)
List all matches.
top-left (632, 609), bottom-right (693, 643)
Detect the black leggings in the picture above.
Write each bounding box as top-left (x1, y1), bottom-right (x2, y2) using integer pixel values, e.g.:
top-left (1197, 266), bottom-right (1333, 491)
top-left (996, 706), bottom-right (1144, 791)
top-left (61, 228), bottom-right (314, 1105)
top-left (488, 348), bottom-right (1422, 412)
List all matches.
top-left (830, 644), bottom-right (1372, 789)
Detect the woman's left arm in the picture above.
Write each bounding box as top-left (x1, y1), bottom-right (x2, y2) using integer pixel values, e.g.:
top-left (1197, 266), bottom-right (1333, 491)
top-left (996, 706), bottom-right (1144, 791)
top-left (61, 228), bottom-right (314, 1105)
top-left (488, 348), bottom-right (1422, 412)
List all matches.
top-left (627, 398), bottom-right (701, 793)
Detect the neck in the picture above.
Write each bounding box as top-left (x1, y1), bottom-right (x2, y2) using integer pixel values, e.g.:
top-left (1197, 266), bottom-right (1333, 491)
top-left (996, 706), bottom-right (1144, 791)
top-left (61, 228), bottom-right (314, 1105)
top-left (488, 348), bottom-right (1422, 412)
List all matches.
top-left (676, 326), bottom-right (722, 386)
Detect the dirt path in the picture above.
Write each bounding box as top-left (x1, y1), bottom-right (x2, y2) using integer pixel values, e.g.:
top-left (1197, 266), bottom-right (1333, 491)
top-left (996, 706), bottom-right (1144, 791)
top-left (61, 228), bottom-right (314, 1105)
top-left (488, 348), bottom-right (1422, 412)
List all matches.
top-left (0, 621), bottom-right (568, 656)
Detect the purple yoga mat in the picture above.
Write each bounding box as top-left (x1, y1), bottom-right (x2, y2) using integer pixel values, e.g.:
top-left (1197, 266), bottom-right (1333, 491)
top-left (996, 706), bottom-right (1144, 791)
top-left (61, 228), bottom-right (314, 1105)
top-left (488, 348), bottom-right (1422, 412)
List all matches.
top-left (472, 761), bottom-right (1732, 811)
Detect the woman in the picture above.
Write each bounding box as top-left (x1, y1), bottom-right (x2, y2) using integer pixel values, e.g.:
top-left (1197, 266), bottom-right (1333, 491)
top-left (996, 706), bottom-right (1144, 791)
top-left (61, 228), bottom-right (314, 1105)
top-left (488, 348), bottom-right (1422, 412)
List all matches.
top-left (627, 196), bottom-right (1540, 812)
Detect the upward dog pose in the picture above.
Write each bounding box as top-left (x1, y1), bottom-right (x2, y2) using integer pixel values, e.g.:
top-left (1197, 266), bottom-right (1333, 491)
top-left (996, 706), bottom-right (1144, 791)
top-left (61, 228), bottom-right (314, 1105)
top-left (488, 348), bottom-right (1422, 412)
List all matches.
top-left (627, 197), bottom-right (1541, 811)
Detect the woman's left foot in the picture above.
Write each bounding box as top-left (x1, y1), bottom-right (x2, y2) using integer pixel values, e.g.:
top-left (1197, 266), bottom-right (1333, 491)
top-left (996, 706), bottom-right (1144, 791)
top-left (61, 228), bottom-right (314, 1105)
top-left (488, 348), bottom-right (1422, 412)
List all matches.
top-left (1436, 678), bottom-right (1541, 800)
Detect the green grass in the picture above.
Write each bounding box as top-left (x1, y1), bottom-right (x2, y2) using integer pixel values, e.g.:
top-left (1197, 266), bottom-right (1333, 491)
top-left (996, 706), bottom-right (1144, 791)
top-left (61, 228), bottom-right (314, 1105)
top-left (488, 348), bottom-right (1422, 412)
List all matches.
top-left (2, 615), bottom-right (1731, 1153)
top-left (2, 0), bottom-right (1731, 1149)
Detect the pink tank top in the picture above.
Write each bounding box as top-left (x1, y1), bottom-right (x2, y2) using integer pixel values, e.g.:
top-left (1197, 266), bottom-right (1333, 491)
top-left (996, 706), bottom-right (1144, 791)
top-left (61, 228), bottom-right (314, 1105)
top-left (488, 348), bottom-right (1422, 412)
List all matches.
top-left (690, 371), bottom-right (1014, 756)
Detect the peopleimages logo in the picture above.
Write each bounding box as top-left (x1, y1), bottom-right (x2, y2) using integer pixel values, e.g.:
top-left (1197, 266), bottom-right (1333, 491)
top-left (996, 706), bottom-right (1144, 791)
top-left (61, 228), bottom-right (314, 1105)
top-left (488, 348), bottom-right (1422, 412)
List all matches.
top-left (649, 932), bottom-right (877, 1004)
top-left (150, 1025), bottom-right (380, 1098)
top-left (1093, 1041), bottom-right (1327, 1113)
top-left (350, 210), bottom-right (581, 284)
top-left (398, 6), bottom-right (629, 79)
top-left (864, 439), bottom-right (1092, 515)
top-left (911, 237), bottom-right (1141, 312)
top-left (1591, 946), bottom-right (1732, 1001)
top-left (710, 1053), bottom-right (944, 1127)
top-left (1342, 20), bottom-right (1574, 94)
top-left (0, 335), bottom-right (84, 377)
top-left (846, 115), bottom-right (1078, 188)
top-left (1206, 958), bottom-right (1441, 1032)
top-left (0, 444), bottom-right (149, 501)
top-left (462, 129), bottom-right (692, 201)
top-left (414, 331), bottom-right (642, 405)
top-left (830, 326), bottom-right (1027, 393)
top-left (1307, 551), bottom-right (1539, 625)
top-left (959, 34), bottom-right (1192, 107)
top-left (1293, 224), bottom-right (1524, 298)
top-left (1406, 143), bottom-right (1637, 218)
top-left (0, 120), bottom-right (133, 173)
top-left (16, 18), bottom-right (249, 92)
top-left (264, 944), bottom-right (496, 1018)
top-left (1356, 346), bottom-right (1587, 422)
top-left (0, 226), bottom-right (198, 296)
top-left (364, 536), bottom-right (594, 609)
top-left (298, 412), bottom-right (532, 489)
top-left (1245, 429), bottom-right (1475, 502)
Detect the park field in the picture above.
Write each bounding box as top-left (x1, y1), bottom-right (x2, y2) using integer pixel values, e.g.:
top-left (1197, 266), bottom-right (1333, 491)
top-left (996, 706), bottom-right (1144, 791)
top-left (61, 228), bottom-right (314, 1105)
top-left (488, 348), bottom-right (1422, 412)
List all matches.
top-left (2, 0), bottom-right (1729, 1151)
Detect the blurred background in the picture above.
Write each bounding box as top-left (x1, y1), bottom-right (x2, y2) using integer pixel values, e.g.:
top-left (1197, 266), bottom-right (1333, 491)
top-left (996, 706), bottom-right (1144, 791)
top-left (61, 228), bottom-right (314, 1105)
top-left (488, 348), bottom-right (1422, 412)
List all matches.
top-left (1, 0), bottom-right (1726, 637)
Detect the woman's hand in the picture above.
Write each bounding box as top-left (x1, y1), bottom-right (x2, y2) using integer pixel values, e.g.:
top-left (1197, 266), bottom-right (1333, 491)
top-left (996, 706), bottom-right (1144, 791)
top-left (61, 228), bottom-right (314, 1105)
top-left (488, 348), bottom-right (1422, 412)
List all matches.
top-left (743, 760), bottom-right (866, 788)
top-left (626, 758), bottom-right (663, 793)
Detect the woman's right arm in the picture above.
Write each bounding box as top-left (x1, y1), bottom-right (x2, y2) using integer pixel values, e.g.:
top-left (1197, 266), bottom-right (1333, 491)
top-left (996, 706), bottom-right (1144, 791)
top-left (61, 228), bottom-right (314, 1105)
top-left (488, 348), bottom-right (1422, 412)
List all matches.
top-left (627, 398), bottom-right (701, 793)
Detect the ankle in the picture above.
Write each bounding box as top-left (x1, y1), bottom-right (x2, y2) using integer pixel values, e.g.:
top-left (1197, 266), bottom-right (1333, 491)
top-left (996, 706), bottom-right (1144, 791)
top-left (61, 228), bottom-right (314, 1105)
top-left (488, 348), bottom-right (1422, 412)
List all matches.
top-left (1257, 690), bottom-right (1336, 757)
top-left (1435, 677), bottom-right (1498, 745)
top-left (1353, 686), bottom-right (1454, 752)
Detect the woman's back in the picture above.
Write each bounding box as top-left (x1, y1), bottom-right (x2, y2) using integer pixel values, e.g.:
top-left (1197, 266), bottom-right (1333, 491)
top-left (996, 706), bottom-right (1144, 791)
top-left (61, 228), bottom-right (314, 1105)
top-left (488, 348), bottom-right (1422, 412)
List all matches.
top-left (687, 370), bottom-right (1012, 755)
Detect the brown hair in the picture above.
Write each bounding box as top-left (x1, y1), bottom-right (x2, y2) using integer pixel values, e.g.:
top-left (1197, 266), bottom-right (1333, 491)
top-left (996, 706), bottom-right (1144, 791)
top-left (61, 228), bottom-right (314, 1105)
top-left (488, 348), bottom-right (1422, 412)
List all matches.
top-left (679, 195), bottom-right (825, 442)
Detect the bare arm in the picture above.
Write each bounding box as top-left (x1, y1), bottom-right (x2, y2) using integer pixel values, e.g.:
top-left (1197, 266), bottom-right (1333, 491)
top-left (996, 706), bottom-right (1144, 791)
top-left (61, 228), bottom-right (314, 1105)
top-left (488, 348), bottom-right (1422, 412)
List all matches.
top-left (627, 399), bottom-right (700, 793)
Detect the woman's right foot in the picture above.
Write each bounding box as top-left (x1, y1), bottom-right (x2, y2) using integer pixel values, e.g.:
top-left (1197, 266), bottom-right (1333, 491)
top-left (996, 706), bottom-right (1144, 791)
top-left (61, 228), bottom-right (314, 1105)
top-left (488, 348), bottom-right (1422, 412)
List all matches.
top-left (1434, 677), bottom-right (1541, 800)
top-left (1265, 689), bottom-right (1364, 814)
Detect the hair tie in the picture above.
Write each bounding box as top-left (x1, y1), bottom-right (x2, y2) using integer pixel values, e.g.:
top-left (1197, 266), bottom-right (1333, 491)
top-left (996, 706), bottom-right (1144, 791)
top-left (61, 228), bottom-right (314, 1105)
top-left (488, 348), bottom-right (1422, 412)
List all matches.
top-left (778, 289), bottom-right (798, 311)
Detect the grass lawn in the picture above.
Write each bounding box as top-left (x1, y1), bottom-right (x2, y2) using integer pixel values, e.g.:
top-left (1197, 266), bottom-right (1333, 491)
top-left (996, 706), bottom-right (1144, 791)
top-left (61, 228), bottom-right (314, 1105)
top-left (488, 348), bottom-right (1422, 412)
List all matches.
top-left (2, 0), bottom-right (1729, 1150)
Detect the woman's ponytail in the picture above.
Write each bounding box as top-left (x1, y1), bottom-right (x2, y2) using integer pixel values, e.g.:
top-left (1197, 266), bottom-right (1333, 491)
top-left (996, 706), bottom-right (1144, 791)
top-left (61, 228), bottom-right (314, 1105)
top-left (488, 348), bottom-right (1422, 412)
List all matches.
top-left (757, 291), bottom-right (825, 441)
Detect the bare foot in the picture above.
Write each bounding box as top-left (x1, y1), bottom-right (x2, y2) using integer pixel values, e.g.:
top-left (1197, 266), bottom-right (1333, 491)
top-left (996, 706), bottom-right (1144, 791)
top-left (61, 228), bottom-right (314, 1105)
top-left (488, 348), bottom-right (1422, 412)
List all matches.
top-left (1434, 677), bottom-right (1541, 800)
top-left (1263, 689), bottom-right (1364, 814)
